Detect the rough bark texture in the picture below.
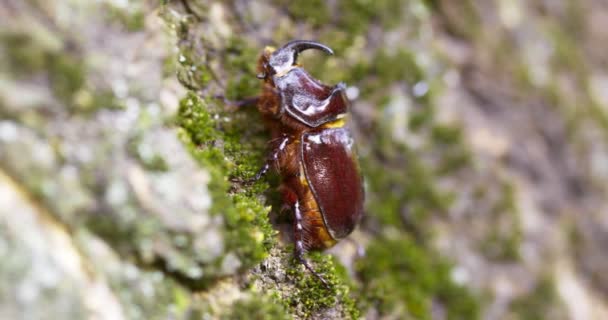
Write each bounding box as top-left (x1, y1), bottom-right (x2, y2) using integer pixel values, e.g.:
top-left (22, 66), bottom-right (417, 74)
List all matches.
top-left (2, 0), bottom-right (608, 319)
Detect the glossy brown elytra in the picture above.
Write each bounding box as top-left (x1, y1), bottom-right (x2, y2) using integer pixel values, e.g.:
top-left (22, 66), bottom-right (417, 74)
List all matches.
top-left (246, 40), bottom-right (364, 286)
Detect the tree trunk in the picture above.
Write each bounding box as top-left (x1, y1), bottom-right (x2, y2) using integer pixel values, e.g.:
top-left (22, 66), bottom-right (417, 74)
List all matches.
top-left (2, 0), bottom-right (608, 319)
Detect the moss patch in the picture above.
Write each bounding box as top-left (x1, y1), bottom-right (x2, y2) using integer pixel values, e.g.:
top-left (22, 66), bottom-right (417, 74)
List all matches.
top-left (279, 249), bottom-right (360, 319)
top-left (1, 29), bottom-right (122, 114)
top-left (357, 235), bottom-right (479, 319)
top-left (176, 93), bottom-right (275, 273)
top-left (479, 182), bottom-right (522, 262)
top-left (275, 0), bottom-right (331, 29)
top-left (220, 293), bottom-right (292, 320)
top-left (337, 0), bottom-right (404, 34)
top-left (509, 276), bottom-right (563, 320)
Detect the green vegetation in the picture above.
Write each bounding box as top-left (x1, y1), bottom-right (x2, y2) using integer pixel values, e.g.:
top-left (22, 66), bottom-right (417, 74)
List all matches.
top-left (276, 1), bottom-right (331, 28)
top-left (176, 93), bottom-right (275, 271)
top-left (337, 0), bottom-right (404, 34)
top-left (357, 236), bottom-right (479, 319)
top-left (1, 30), bottom-right (121, 114)
top-left (221, 294), bottom-right (292, 320)
top-left (510, 276), bottom-right (560, 320)
top-left (282, 251), bottom-right (360, 319)
top-left (479, 182), bottom-right (522, 262)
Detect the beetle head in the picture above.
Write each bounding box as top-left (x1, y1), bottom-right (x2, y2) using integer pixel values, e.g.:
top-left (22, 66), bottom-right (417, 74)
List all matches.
top-left (257, 40), bottom-right (334, 80)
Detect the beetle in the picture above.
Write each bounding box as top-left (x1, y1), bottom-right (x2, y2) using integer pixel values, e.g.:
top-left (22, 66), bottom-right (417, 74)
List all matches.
top-left (244, 40), bottom-right (364, 286)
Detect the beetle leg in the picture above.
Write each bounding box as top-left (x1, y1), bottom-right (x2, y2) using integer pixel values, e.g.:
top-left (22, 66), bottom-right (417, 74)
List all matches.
top-left (214, 95), bottom-right (260, 109)
top-left (250, 162), bottom-right (271, 182)
top-left (245, 135), bottom-right (290, 183)
top-left (293, 200), bottom-right (329, 288)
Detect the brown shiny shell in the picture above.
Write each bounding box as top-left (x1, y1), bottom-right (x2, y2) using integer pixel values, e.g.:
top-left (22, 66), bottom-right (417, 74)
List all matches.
top-left (274, 68), bottom-right (349, 128)
top-left (301, 127), bottom-right (364, 239)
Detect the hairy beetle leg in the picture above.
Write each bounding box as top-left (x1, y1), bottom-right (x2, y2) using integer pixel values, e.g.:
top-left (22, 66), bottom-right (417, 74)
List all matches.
top-left (214, 95), bottom-right (260, 109)
top-left (242, 136), bottom-right (290, 184)
top-left (247, 162), bottom-right (270, 183)
top-left (293, 201), bottom-right (330, 288)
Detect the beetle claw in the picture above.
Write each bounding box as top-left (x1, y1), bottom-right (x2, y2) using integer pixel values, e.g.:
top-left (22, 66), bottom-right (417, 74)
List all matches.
top-left (296, 254), bottom-right (330, 289)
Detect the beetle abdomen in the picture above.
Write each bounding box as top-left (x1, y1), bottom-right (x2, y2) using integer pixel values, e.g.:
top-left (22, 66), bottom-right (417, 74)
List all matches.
top-left (301, 127), bottom-right (364, 240)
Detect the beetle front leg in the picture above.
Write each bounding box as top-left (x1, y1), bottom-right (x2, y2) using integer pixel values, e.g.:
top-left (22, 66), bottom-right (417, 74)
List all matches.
top-left (293, 200), bottom-right (329, 288)
top-left (214, 95), bottom-right (260, 109)
top-left (244, 135), bottom-right (290, 184)
top-left (251, 162), bottom-right (270, 181)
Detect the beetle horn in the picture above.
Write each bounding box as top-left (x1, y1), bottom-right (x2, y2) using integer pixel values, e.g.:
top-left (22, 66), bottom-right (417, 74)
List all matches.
top-left (269, 40), bottom-right (334, 72)
top-left (282, 40), bottom-right (334, 57)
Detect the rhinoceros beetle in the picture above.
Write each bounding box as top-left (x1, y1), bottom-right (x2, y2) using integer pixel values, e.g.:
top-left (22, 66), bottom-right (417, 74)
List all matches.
top-left (242, 40), bottom-right (364, 286)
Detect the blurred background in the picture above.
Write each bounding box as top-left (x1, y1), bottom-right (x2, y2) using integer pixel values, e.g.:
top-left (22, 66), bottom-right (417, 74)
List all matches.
top-left (1, 0), bottom-right (608, 319)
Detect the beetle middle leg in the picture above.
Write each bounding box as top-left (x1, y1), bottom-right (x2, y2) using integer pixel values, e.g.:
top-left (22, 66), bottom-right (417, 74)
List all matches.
top-left (293, 200), bottom-right (329, 288)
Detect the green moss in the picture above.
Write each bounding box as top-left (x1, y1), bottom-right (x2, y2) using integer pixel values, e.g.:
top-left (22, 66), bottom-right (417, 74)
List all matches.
top-left (549, 26), bottom-right (586, 78)
top-left (1, 32), bottom-right (48, 75)
top-left (510, 276), bottom-right (559, 320)
top-left (176, 92), bottom-right (275, 273)
top-left (167, 13), bottom-right (216, 92)
top-left (108, 6), bottom-right (146, 32)
top-left (356, 236), bottom-right (479, 320)
top-left (108, 268), bottom-right (191, 320)
top-left (431, 0), bottom-right (480, 39)
top-left (350, 40), bottom-right (479, 316)
top-left (431, 125), bottom-right (472, 175)
top-left (362, 134), bottom-right (452, 229)
top-left (337, 0), bottom-right (403, 34)
top-left (275, 0), bottom-right (331, 28)
top-left (1, 29), bottom-right (124, 114)
top-left (545, 18), bottom-right (608, 133)
top-left (421, 0), bottom-right (439, 11)
top-left (175, 49), bottom-right (213, 91)
top-left (431, 125), bottom-right (463, 146)
top-left (408, 106), bottom-right (434, 131)
top-left (221, 294), bottom-right (292, 320)
top-left (342, 49), bottom-right (425, 102)
top-left (374, 50), bottom-right (424, 85)
top-left (317, 30), bottom-right (356, 55)
top-left (479, 182), bottom-right (522, 261)
top-left (273, 0), bottom-right (427, 104)
top-left (223, 38), bottom-right (262, 100)
top-left (187, 287), bottom-right (292, 320)
top-left (283, 251), bottom-right (360, 319)
top-left (46, 52), bottom-right (86, 105)
top-left (127, 135), bottom-right (170, 172)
